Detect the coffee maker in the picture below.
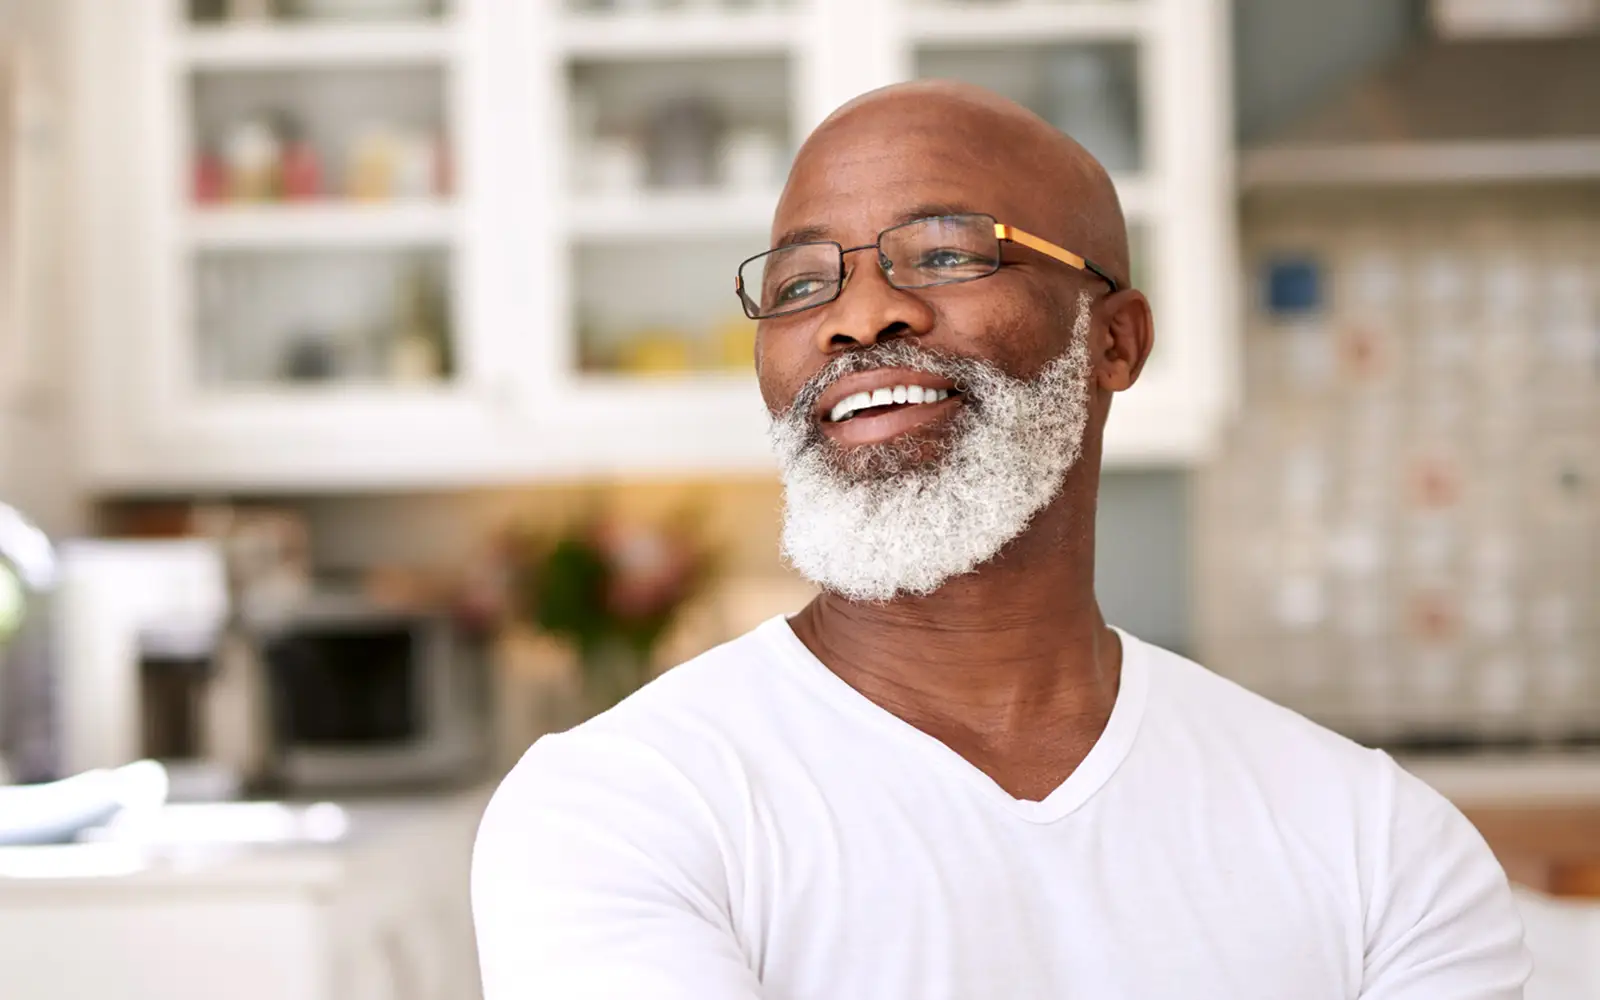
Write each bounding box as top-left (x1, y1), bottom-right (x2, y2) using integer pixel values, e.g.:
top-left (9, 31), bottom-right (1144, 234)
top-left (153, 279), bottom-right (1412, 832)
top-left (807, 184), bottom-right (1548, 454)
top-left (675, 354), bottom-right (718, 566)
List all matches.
top-left (0, 501), bottom-right (60, 784)
top-left (50, 538), bottom-right (269, 797)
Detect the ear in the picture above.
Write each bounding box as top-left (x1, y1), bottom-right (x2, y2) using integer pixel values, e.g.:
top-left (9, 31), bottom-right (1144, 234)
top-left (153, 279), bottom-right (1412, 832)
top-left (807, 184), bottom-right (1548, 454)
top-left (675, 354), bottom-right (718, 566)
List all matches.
top-left (1095, 289), bottom-right (1154, 392)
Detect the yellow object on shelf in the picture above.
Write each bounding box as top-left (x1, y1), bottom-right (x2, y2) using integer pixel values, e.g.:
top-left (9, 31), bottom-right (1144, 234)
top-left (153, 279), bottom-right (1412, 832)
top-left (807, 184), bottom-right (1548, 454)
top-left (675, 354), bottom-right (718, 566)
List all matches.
top-left (710, 316), bottom-right (758, 372)
top-left (347, 131), bottom-right (396, 201)
top-left (618, 330), bottom-right (693, 375)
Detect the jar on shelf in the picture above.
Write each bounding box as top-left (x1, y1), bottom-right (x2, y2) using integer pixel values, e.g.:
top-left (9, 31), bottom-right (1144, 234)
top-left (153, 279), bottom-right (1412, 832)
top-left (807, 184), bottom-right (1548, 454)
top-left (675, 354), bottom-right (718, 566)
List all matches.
top-left (277, 116), bottom-right (323, 201)
top-left (221, 117), bottom-right (282, 202)
top-left (644, 95), bottom-right (724, 189)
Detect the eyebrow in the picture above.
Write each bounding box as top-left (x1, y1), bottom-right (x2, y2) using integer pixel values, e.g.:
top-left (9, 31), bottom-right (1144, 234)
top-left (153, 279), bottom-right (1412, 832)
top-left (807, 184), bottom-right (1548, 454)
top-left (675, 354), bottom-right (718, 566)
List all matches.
top-left (892, 202), bottom-right (978, 225)
top-left (770, 202), bottom-right (984, 250)
top-left (772, 225), bottom-right (832, 249)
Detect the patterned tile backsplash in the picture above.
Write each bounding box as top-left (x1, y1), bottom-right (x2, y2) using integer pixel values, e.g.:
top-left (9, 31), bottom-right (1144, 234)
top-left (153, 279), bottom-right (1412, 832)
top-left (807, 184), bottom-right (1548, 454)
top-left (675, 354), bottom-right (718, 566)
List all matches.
top-left (1199, 186), bottom-right (1600, 749)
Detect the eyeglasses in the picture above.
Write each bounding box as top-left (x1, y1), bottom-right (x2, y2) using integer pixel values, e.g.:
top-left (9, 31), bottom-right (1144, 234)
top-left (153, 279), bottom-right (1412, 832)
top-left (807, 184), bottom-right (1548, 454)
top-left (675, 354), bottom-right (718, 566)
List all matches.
top-left (734, 212), bottom-right (1118, 321)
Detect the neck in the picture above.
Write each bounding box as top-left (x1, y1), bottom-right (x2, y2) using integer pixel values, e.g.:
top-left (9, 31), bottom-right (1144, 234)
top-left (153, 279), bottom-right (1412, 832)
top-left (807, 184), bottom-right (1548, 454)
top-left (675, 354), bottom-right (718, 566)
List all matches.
top-left (786, 469), bottom-right (1122, 799)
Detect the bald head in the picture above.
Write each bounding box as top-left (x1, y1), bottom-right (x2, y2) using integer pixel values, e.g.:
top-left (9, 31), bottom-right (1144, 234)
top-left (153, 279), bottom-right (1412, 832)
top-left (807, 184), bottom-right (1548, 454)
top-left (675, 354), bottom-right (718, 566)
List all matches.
top-left (783, 80), bottom-right (1131, 288)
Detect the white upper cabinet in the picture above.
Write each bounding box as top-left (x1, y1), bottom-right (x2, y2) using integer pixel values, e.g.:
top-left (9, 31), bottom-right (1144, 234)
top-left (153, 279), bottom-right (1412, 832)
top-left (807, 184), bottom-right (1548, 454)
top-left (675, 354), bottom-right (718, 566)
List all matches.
top-left (73, 0), bottom-right (521, 490)
top-left (72, 0), bottom-right (1236, 491)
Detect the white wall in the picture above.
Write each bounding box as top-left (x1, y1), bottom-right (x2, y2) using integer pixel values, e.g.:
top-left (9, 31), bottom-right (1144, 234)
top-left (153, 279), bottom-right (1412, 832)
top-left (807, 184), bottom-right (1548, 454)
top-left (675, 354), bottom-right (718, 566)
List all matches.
top-left (0, 0), bottom-right (83, 536)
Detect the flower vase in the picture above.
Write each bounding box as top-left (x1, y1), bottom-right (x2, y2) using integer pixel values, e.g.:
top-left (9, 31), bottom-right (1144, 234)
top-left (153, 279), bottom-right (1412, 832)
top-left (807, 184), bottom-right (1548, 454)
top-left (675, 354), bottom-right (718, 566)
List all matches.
top-left (492, 625), bottom-right (582, 761)
top-left (578, 636), bottom-right (654, 717)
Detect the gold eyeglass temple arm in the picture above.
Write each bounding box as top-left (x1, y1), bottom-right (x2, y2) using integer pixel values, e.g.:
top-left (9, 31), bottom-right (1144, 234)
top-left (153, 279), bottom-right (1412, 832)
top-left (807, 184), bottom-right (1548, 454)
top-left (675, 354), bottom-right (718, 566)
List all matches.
top-left (994, 223), bottom-right (1089, 272)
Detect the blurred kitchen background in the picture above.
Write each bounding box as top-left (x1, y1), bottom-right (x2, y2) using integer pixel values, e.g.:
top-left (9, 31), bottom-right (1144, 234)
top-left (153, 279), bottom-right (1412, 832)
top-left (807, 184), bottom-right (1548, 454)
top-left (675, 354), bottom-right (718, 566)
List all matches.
top-left (1, 0), bottom-right (1598, 998)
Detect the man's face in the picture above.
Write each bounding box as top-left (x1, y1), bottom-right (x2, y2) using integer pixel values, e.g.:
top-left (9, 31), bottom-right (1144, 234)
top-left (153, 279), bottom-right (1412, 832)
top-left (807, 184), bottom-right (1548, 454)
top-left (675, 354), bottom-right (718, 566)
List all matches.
top-left (756, 121), bottom-right (1090, 462)
top-left (758, 109), bottom-right (1104, 601)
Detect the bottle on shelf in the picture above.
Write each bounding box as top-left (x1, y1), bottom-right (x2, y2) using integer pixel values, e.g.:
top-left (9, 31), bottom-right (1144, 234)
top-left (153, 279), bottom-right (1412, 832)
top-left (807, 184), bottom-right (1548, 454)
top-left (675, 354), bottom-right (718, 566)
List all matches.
top-left (644, 95), bottom-right (724, 189)
top-left (346, 124), bottom-right (444, 201)
top-left (347, 125), bottom-right (401, 201)
top-left (221, 116), bottom-right (283, 202)
top-left (193, 145), bottom-right (228, 204)
top-left (279, 328), bottom-right (341, 382)
top-left (387, 264), bottom-right (452, 382)
top-left (277, 114), bottom-right (324, 201)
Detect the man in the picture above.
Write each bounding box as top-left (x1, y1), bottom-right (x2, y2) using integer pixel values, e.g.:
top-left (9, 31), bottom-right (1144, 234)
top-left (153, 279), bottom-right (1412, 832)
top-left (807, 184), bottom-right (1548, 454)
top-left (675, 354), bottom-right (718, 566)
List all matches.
top-left (473, 81), bottom-right (1530, 998)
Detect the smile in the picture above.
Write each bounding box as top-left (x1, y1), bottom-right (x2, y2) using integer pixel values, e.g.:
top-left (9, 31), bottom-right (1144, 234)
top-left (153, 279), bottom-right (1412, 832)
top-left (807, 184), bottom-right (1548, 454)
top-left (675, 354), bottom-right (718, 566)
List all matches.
top-left (811, 366), bottom-right (968, 449)
top-left (828, 383), bottom-right (956, 423)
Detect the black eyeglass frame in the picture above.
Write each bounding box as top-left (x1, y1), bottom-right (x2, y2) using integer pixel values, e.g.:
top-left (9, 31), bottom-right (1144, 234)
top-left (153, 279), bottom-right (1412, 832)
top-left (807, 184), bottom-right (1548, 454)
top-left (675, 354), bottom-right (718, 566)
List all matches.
top-left (734, 212), bottom-right (1120, 320)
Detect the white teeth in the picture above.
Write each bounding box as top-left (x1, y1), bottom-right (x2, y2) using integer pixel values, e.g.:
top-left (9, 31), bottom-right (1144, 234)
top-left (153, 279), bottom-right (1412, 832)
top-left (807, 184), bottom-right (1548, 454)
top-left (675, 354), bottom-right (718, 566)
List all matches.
top-left (826, 383), bottom-right (954, 421)
top-left (829, 390), bottom-right (872, 423)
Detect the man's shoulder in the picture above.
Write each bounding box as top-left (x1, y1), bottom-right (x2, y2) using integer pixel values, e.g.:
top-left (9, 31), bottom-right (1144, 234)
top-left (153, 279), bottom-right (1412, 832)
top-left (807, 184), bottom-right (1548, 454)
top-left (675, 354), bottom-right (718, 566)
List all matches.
top-left (510, 619), bottom-right (800, 776)
top-left (485, 619), bottom-right (803, 836)
top-left (596, 616), bottom-right (800, 729)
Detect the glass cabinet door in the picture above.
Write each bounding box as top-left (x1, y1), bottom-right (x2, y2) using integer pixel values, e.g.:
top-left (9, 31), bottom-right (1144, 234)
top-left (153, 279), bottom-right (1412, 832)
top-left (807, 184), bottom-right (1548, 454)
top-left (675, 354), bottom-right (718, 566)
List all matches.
top-left (182, 7), bottom-right (461, 391)
top-left (915, 41), bottom-right (1143, 173)
top-left (561, 29), bottom-right (794, 380)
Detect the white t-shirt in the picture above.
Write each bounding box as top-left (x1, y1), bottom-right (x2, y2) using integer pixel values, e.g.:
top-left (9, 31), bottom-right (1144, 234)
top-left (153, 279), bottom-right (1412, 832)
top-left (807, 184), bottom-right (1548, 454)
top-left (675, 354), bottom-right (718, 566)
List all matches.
top-left (473, 618), bottom-right (1530, 999)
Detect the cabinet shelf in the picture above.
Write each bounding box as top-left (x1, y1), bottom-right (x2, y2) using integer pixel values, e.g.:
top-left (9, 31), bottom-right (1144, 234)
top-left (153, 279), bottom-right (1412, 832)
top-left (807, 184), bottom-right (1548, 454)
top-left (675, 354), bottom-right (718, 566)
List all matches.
top-left (181, 23), bottom-right (458, 69)
top-left (566, 190), bottom-right (781, 241)
top-left (1240, 139), bottom-right (1600, 189)
top-left (185, 203), bottom-right (458, 249)
top-left (909, 1), bottom-right (1153, 46)
top-left (573, 371), bottom-right (757, 393)
top-left (558, 11), bottom-right (799, 59)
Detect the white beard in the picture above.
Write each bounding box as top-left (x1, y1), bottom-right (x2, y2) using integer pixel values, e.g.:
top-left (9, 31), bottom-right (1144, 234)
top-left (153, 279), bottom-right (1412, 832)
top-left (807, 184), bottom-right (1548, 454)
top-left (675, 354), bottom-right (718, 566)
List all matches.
top-left (769, 291), bottom-right (1096, 602)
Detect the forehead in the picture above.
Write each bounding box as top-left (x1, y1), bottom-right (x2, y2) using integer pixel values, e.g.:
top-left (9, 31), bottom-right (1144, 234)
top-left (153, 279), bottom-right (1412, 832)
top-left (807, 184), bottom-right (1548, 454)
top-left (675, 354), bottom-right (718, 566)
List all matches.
top-left (771, 117), bottom-right (1047, 247)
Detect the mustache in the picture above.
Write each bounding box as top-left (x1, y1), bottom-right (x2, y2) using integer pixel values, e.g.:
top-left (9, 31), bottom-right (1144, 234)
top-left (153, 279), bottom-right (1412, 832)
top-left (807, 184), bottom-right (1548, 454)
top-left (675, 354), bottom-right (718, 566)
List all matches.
top-left (781, 341), bottom-right (1001, 425)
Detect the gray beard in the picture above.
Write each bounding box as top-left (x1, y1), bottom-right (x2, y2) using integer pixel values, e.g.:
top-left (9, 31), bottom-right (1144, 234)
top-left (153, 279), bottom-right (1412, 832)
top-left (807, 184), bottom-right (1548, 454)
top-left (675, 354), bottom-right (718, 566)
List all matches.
top-left (768, 291), bottom-right (1095, 603)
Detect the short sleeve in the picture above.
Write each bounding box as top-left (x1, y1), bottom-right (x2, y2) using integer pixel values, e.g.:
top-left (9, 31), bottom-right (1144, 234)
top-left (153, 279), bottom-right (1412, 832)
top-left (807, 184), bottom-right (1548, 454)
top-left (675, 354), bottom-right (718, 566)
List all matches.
top-left (1360, 755), bottom-right (1532, 999)
top-left (471, 730), bottom-right (764, 1000)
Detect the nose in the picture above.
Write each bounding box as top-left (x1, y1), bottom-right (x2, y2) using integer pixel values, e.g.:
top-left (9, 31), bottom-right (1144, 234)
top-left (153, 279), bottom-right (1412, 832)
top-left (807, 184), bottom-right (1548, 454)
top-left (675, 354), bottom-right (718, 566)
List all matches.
top-left (812, 250), bottom-right (936, 355)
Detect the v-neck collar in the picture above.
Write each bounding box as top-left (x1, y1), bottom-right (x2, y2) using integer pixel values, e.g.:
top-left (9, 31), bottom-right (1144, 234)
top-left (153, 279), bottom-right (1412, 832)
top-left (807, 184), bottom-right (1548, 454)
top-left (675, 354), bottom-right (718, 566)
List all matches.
top-left (759, 614), bottom-right (1151, 824)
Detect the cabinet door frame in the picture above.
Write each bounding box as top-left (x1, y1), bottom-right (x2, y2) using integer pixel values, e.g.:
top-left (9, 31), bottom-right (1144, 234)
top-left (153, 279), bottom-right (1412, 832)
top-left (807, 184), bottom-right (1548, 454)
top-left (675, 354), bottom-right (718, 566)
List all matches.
top-left (71, 0), bottom-right (521, 491)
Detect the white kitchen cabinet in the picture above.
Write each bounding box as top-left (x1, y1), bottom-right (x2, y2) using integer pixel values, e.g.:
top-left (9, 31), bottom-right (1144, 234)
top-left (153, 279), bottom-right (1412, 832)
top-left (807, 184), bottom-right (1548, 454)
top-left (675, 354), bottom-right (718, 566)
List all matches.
top-left (69, 0), bottom-right (530, 491)
top-left (0, 792), bottom-right (486, 1000)
top-left (70, 0), bottom-right (1236, 491)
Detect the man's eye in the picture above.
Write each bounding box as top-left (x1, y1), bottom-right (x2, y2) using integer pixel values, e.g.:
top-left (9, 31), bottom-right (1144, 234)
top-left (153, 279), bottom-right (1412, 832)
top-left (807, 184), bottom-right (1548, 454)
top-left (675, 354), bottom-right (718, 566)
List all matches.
top-left (776, 275), bottom-right (831, 302)
top-left (918, 248), bottom-right (985, 269)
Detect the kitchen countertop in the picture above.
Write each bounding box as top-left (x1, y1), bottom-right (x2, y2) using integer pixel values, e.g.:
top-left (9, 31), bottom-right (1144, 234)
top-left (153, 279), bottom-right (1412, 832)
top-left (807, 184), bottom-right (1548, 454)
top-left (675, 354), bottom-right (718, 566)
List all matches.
top-left (1462, 805), bottom-right (1600, 898)
top-left (0, 785), bottom-right (493, 895)
top-left (1400, 751), bottom-right (1600, 805)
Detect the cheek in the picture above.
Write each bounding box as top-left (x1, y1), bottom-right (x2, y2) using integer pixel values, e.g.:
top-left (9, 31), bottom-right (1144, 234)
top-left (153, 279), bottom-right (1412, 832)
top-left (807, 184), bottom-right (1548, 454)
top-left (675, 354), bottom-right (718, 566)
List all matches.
top-left (931, 280), bottom-right (1056, 376)
top-left (754, 326), bottom-right (805, 414)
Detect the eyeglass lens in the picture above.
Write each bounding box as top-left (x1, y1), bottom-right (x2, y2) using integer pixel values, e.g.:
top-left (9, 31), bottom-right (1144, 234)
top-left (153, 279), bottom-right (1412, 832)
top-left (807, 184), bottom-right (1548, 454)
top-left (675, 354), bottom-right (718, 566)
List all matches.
top-left (740, 214), bottom-right (1001, 319)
